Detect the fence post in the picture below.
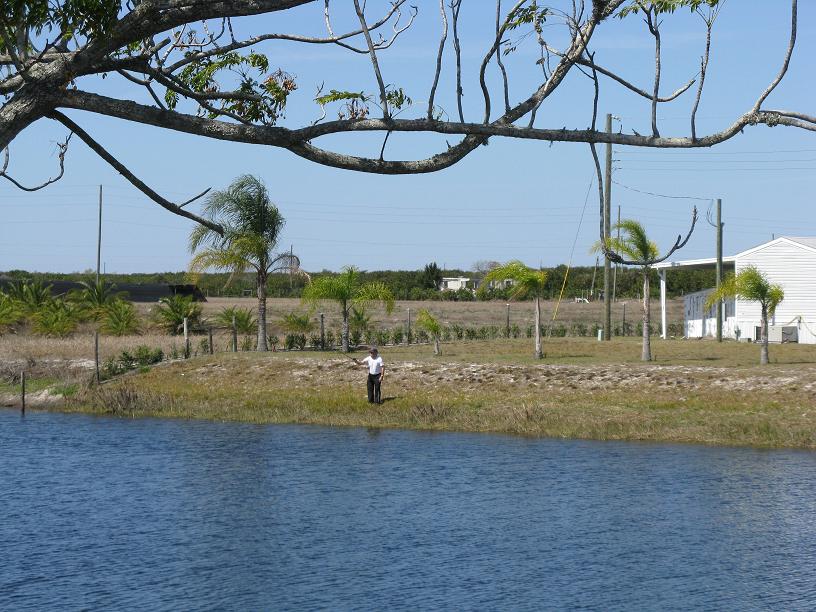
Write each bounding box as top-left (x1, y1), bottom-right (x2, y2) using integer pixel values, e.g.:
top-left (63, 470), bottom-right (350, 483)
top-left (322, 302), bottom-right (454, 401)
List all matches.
top-left (208, 327), bottom-right (214, 355)
top-left (506, 303), bottom-right (510, 338)
top-left (319, 312), bottom-right (325, 350)
top-left (183, 317), bottom-right (190, 358)
top-left (232, 315), bottom-right (238, 352)
top-left (21, 371), bottom-right (26, 414)
top-left (94, 330), bottom-right (100, 384)
top-left (406, 308), bottom-right (411, 345)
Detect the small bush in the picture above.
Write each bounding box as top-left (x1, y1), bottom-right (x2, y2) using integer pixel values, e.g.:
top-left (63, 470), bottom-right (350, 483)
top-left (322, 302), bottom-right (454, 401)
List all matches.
top-left (32, 300), bottom-right (80, 337)
top-left (391, 328), bottom-right (404, 345)
top-left (349, 329), bottom-right (362, 347)
top-left (284, 333), bottom-right (306, 350)
top-left (570, 322), bottom-right (588, 337)
top-left (101, 299), bottom-right (140, 336)
top-left (216, 306), bottom-right (256, 334)
top-left (325, 330), bottom-right (335, 348)
top-left (153, 295), bottom-right (203, 335)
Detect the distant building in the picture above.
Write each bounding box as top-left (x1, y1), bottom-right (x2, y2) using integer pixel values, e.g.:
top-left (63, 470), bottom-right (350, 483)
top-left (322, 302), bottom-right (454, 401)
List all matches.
top-left (438, 277), bottom-right (473, 291)
top-left (655, 236), bottom-right (816, 343)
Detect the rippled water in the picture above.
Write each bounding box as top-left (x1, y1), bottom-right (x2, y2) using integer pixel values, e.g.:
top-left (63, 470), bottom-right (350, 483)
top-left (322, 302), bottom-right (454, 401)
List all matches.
top-left (1, 410), bottom-right (815, 610)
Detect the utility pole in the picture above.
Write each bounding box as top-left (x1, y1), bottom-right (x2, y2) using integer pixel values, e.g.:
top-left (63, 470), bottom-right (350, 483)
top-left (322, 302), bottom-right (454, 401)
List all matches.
top-left (603, 113), bottom-right (612, 340)
top-left (96, 185), bottom-right (102, 284)
top-left (94, 185), bottom-right (102, 384)
top-left (612, 204), bottom-right (620, 303)
top-left (590, 256), bottom-right (598, 299)
top-left (716, 198), bottom-right (723, 342)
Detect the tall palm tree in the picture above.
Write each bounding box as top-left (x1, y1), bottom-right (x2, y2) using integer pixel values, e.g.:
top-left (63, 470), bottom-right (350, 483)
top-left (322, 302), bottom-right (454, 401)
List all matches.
top-left (479, 261), bottom-right (548, 359)
top-left (594, 220), bottom-right (659, 361)
top-left (189, 175), bottom-right (300, 351)
top-left (302, 266), bottom-right (394, 352)
top-left (706, 266), bottom-right (784, 365)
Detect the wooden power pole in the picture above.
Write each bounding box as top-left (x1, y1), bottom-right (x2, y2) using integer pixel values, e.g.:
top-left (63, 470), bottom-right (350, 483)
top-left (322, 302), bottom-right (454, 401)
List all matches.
top-left (603, 114), bottom-right (612, 340)
top-left (716, 198), bottom-right (723, 342)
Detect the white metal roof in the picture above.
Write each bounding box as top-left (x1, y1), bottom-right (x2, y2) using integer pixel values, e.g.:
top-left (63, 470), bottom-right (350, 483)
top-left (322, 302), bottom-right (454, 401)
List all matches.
top-left (653, 256), bottom-right (736, 270)
top-left (735, 236), bottom-right (816, 258)
top-left (654, 236), bottom-right (816, 270)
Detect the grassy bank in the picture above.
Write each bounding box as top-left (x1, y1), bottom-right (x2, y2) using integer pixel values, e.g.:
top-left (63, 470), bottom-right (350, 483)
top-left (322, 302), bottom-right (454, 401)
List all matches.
top-left (33, 337), bottom-right (816, 449)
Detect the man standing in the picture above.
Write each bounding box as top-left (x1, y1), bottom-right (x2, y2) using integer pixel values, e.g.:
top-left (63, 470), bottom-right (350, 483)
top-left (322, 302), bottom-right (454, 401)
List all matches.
top-left (354, 347), bottom-right (384, 404)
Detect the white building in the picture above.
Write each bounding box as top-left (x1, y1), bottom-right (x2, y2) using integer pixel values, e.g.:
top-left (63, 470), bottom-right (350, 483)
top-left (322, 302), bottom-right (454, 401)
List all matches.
top-left (439, 277), bottom-right (472, 291)
top-left (654, 237), bottom-right (816, 344)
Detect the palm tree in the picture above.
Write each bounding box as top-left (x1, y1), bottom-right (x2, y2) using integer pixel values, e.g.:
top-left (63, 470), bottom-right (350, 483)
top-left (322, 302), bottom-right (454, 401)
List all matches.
top-left (706, 266), bottom-right (783, 365)
top-left (68, 279), bottom-right (124, 321)
top-left (189, 175), bottom-right (301, 351)
top-left (415, 309), bottom-right (443, 355)
top-left (302, 266), bottom-right (394, 352)
top-left (594, 220), bottom-right (659, 362)
top-left (479, 261), bottom-right (548, 359)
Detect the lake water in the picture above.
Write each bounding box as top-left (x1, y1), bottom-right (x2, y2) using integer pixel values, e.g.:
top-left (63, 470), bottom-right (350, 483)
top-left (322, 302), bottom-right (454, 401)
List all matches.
top-left (1, 410), bottom-right (815, 611)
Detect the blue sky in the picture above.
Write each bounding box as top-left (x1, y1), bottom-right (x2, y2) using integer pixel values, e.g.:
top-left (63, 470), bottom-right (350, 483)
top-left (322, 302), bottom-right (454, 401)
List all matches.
top-left (1, 1), bottom-right (814, 273)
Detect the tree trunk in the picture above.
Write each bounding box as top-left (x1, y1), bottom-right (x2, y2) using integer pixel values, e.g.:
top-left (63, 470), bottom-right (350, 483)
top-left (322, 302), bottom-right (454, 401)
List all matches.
top-left (256, 270), bottom-right (268, 351)
top-left (760, 303), bottom-right (769, 365)
top-left (434, 336), bottom-right (440, 355)
top-left (341, 304), bottom-right (350, 353)
top-left (641, 270), bottom-right (652, 362)
top-left (534, 296), bottom-right (542, 359)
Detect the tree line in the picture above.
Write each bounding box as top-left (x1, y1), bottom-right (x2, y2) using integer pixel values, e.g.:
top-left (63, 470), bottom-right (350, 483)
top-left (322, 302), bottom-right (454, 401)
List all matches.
top-left (1, 264), bottom-right (714, 302)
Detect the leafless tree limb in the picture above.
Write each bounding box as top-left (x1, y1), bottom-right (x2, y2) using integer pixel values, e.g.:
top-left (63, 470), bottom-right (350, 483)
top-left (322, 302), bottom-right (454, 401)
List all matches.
top-left (48, 111), bottom-right (221, 233)
top-left (0, 134), bottom-right (71, 191)
top-left (644, 5), bottom-right (662, 138)
top-left (495, 0), bottom-right (511, 114)
top-left (427, 0), bottom-right (448, 120)
top-left (451, 0), bottom-right (465, 123)
top-left (752, 0), bottom-right (797, 113)
top-left (352, 0), bottom-right (390, 118)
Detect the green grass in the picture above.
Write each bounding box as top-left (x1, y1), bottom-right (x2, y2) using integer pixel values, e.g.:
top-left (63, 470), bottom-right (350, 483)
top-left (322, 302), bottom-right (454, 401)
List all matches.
top-left (50, 338), bottom-right (816, 449)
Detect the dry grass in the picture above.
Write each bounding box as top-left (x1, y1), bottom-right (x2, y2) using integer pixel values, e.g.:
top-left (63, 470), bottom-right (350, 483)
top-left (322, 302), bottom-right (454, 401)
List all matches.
top-left (190, 296), bottom-right (685, 332)
top-left (55, 347), bottom-right (816, 448)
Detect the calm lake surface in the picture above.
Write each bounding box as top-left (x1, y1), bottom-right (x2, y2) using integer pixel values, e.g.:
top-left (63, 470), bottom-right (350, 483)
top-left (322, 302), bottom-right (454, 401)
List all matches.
top-left (1, 410), bottom-right (815, 611)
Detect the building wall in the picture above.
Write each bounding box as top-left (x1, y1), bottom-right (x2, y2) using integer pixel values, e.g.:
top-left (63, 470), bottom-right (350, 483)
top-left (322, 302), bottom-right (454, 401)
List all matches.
top-left (684, 288), bottom-right (736, 339)
top-left (735, 240), bottom-right (816, 343)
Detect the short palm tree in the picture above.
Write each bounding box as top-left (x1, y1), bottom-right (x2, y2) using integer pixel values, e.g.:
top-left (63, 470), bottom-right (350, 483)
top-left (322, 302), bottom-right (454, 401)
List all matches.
top-left (415, 309), bottom-right (443, 355)
top-left (68, 279), bottom-right (124, 321)
top-left (479, 261), bottom-right (548, 359)
top-left (189, 175), bottom-right (301, 351)
top-left (302, 266), bottom-right (394, 352)
top-left (152, 294), bottom-right (203, 335)
top-left (0, 293), bottom-right (22, 332)
top-left (594, 220), bottom-right (659, 361)
top-left (706, 266), bottom-right (784, 365)
top-left (280, 311), bottom-right (314, 334)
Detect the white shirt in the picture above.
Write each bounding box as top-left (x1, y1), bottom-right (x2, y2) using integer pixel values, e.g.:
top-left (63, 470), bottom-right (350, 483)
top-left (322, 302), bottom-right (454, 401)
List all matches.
top-left (363, 355), bottom-right (384, 375)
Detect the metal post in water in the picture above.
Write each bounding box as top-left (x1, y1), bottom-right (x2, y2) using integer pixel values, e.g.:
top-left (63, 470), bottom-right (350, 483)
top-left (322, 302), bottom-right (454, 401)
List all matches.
top-left (21, 371), bottom-right (26, 414)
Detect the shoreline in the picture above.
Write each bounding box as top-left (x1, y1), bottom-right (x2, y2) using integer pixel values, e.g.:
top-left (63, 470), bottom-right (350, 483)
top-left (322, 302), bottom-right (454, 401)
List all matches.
top-left (6, 346), bottom-right (814, 449)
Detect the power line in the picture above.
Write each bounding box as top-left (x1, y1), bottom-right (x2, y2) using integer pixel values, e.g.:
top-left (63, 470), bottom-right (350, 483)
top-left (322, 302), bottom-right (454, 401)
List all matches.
top-left (611, 180), bottom-right (712, 201)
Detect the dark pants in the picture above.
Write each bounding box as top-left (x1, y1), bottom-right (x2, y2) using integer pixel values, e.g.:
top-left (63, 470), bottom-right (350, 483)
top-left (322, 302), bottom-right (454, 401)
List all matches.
top-left (367, 373), bottom-right (382, 404)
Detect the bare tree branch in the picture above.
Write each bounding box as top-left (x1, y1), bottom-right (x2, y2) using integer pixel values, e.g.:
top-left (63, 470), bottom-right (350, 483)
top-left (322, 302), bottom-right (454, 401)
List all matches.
top-left (0, 134), bottom-right (71, 191)
top-left (753, 0), bottom-right (797, 113)
top-left (644, 6), bottom-right (662, 138)
top-left (451, 0), bottom-right (465, 123)
top-left (427, 0), bottom-right (448, 120)
top-left (352, 0), bottom-right (390, 118)
top-left (48, 111), bottom-right (221, 233)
